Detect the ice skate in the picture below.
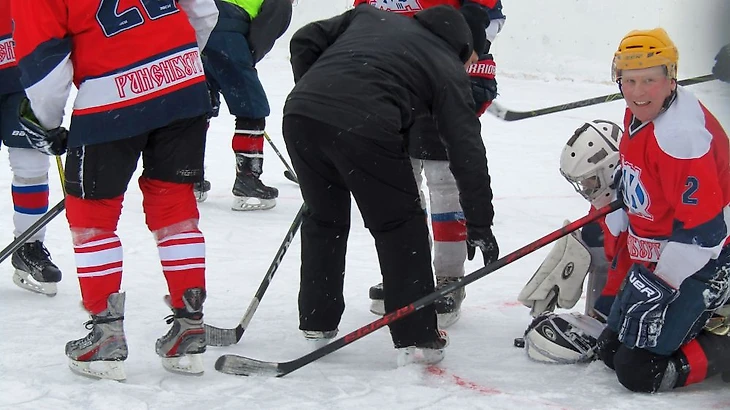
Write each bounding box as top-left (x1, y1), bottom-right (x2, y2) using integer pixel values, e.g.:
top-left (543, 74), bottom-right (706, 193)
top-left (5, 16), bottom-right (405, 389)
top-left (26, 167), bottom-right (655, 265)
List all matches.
top-left (11, 240), bottom-right (62, 296)
top-left (706, 304), bottom-right (730, 336)
top-left (433, 277), bottom-right (465, 328)
top-left (156, 288), bottom-right (207, 375)
top-left (302, 329), bottom-right (338, 351)
top-left (231, 153), bottom-right (278, 211)
top-left (193, 179), bottom-right (211, 203)
top-left (396, 330), bottom-right (449, 367)
top-left (65, 292), bottom-right (128, 381)
top-left (368, 282), bottom-right (385, 315)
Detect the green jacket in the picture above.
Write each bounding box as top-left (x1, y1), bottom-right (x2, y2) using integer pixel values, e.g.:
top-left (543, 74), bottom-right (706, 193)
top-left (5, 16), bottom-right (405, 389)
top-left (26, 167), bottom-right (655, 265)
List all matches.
top-left (222, 0), bottom-right (264, 19)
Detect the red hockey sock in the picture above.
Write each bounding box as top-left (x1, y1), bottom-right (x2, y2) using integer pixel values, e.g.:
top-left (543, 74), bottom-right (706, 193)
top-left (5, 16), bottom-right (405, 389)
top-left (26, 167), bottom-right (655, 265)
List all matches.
top-left (157, 230), bottom-right (206, 309)
top-left (75, 233), bottom-right (124, 314)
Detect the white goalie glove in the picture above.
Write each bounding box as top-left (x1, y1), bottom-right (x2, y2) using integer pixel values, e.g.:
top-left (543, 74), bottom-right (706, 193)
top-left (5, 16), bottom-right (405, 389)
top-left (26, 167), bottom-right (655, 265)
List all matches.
top-left (518, 220), bottom-right (592, 317)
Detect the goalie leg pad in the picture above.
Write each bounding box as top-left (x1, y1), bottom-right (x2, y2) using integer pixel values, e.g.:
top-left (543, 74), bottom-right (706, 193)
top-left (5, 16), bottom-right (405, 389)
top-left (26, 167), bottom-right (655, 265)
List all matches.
top-left (518, 221), bottom-right (592, 317)
top-left (524, 312), bottom-right (605, 364)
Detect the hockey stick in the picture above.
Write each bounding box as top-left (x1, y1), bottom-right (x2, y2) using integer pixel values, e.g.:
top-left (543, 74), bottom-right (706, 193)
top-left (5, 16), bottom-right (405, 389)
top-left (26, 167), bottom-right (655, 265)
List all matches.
top-left (205, 202), bottom-right (307, 346)
top-left (0, 198), bottom-right (66, 264)
top-left (56, 155), bottom-right (66, 195)
top-left (215, 199), bottom-right (624, 377)
top-left (488, 74), bottom-right (715, 121)
top-left (263, 131), bottom-right (298, 184)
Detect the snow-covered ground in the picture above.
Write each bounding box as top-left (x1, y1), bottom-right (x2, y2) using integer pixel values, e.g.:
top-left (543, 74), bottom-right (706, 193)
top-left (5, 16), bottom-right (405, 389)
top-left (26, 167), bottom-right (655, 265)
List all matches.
top-left (1, 1), bottom-right (729, 409)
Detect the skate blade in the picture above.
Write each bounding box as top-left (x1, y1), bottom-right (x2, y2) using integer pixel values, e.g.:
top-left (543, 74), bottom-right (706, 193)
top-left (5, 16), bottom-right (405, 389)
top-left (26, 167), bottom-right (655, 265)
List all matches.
top-left (12, 271), bottom-right (57, 297)
top-left (396, 346), bottom-right (446, 367)
top-left (68, 359), bottom-right (126, 381)
top-left (369, 300), bottom-right (385, 316)
top-left (161, 353), bottom-right (204, 375)
top-left (437, 310), bottom-right (461, 329)
top-left (705, 316), bottom-right (730, 336)
top-left (231, 197), bottom-right (276, 211)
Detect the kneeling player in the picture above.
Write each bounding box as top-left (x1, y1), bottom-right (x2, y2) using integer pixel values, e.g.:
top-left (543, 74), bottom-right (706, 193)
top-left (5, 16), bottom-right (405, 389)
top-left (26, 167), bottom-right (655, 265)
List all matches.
top-left (518, 119), bottom-right (631, 364)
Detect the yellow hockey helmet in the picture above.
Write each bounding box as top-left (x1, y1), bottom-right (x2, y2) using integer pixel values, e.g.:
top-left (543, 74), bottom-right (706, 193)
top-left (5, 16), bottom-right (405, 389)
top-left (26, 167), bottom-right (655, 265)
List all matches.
top-left (612, 28), bottom-right (678, 82)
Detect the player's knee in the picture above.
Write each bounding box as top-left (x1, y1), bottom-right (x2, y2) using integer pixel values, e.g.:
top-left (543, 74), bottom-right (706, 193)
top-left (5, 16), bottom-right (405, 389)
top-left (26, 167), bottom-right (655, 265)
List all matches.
top-left (596, 327), bottom-right (621, 370)
top-left (613, 346), bottom-right (674, 393)
top-left (139, 177), bottom-right (199, 232)
top-left (8, 147), bottom-right (50, 178)
top-left (65, 195), bottom-right (123, 244)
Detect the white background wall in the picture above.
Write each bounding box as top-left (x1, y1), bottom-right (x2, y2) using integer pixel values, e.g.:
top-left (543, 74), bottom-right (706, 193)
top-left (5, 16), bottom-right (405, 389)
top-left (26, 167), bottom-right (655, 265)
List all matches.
top-left (282, 0), bottom-right (730, 84)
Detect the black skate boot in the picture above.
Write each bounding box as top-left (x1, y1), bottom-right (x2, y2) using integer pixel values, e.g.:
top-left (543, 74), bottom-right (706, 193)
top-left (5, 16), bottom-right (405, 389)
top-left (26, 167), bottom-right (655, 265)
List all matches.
top-left (433, 276), bottom-right (465, 328)
top-left (11, 240), bottom-right (62, 296)
top-left (156, 287), bottom-right (207, 375)
top-left (66, 292), bottom-right (128, 381)
top-left (231, 153), bottom-right (278, 211)
top-left (369, 282), bottom-right (385, 315)
top-left (193, 179), bottom-right (211, 203)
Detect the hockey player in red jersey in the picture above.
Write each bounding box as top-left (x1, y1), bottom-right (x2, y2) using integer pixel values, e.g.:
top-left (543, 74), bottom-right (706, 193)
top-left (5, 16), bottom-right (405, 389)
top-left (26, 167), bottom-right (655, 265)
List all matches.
top-left (358, 0), bottom-right (499, 328)
top-left (595, 28), bottom-right (730, 392)
top-left (11, 0), bottom-right (219, 380)
top-left (0, 0), bottom-right (63, 296)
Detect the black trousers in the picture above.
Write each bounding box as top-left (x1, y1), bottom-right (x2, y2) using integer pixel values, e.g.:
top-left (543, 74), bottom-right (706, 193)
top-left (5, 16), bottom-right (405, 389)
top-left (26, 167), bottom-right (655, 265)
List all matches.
top-left (283, 114), bottom-right (439, 347)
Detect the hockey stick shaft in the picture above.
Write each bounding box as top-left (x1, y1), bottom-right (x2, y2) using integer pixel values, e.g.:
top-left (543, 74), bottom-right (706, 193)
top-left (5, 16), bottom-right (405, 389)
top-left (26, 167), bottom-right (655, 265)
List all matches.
top-left (0, 198), bottom-right (66, 264)
top-left (263, 131), bottom-right (298, 183)
top-left (215, 199), bottom-right (624, 377)
top-left (205, 202), bottom-right (307, 346)
top-left (488, 74), bottom-right (715, 121)
top-left (56, 155), bottom-right (66, 195)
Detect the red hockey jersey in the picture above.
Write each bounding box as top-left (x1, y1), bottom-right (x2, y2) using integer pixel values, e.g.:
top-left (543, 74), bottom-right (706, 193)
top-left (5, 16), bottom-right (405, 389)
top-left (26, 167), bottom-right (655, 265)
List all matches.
top-left (353, 0), bottom-right (497, 17)
top-left (0, 0), bottom-right (22, 95)
top-left (11, 0), bottom-right (218, 147)
top-left (618, 86), bottom-right (730, 288)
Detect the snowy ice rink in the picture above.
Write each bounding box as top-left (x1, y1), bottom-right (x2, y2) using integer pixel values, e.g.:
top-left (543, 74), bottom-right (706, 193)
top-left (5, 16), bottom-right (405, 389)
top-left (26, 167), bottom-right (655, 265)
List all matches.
top-left (1, 1), bottom-right (729, 409)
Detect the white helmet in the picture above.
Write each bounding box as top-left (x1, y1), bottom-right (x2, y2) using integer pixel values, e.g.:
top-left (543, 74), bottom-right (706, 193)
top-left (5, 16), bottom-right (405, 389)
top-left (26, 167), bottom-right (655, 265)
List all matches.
top-left (560, 120), bottom-right (622, 208)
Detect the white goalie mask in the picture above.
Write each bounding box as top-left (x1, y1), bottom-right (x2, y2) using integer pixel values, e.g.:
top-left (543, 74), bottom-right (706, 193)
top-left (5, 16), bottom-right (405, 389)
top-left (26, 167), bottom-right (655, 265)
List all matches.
top-left (560, 120), bottom-right (622, 208)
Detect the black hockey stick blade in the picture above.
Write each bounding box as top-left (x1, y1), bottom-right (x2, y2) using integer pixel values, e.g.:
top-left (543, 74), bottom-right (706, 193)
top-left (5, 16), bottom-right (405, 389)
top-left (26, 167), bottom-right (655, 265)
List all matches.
top-left (205, 203), bottom-right (306, 346)
top-left (214, 199), bottom-right (623, 377)
top-left (284, 170), bottom-right (298, 184)
top-left (488, 74), bottom-right (715, 121)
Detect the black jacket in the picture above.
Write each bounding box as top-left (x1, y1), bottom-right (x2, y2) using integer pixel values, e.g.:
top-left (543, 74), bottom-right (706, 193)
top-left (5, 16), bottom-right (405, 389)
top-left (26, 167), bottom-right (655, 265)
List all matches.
top-left (285, 4), bottom-right (494, 229)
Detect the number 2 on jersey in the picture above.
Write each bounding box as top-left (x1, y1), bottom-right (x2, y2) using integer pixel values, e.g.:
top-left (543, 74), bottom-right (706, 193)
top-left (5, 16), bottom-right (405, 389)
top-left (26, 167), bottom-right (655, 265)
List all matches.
top-left (96, 0), bottom-right (179, 37)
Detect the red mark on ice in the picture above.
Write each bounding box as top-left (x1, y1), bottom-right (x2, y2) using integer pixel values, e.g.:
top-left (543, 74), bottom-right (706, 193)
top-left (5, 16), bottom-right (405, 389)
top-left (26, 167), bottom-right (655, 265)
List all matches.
top-left (426, 366), bottom-right (501, 395)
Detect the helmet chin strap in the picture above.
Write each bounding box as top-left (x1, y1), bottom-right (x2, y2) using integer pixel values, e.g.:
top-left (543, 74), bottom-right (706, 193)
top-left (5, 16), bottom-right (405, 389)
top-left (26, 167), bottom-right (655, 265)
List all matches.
top-left (660, 87), bottom-right (678, 113)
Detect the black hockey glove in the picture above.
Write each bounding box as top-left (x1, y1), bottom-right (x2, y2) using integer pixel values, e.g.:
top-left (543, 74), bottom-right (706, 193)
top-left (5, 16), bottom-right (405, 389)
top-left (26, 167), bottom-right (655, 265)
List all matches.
top-left (713, 44), bottom-right (730, 83)
top-left (466, 226), bottom-right (499, 266)
top-left (467, 54), bottom-right (497, 117)
top-left (613, 264), bottom-right (678, 349)
top-left (18, 98), bottom-right (67, 156)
